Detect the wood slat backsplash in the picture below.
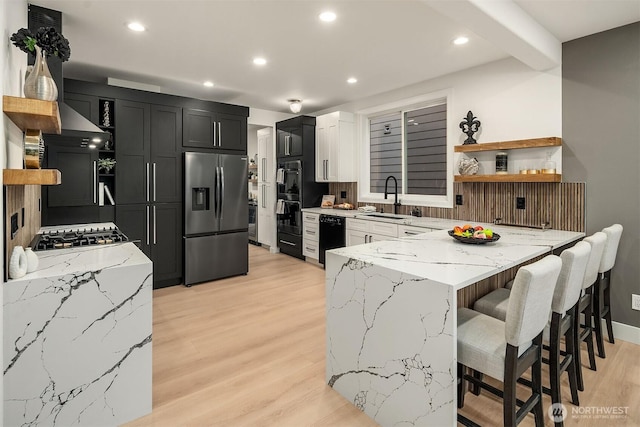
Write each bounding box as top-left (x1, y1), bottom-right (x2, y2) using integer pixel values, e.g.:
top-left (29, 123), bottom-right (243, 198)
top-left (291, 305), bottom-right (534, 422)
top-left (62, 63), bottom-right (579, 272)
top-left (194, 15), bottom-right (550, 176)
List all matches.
top-left (337, 182), bottom-right (585, 232)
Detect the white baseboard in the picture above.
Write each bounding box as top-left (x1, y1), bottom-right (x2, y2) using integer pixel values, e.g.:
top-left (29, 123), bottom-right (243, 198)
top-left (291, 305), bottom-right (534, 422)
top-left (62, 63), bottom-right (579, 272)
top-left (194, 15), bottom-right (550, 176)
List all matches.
top-left (269, 246), bottom-right (280, 254)
top-left (609, 321), bottom-right (640, 345)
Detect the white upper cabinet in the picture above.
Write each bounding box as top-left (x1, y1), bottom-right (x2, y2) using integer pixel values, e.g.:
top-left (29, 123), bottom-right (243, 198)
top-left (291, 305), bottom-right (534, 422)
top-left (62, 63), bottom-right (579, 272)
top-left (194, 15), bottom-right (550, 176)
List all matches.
top-left (315, 111), bottom-right (356, 182)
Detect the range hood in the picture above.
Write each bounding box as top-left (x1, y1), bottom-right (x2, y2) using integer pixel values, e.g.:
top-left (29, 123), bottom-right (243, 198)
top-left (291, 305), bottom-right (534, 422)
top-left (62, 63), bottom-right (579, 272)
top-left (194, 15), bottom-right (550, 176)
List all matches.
top-left (30, 4), bottom-right (111, 147)
top-left (44, 102), bottom-right (111, 147)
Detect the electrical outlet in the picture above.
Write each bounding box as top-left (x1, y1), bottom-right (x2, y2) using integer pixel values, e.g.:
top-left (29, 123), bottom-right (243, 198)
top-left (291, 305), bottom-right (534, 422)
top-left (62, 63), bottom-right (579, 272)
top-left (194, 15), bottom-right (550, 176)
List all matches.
top-left (632, 294), bottom-right (640, 311)
top-left (456, 194), bottom-right (463, 205)
top-left (10, 213), bottom-right (18, 239)
top-left (516, 197), bottom-right (526, 210)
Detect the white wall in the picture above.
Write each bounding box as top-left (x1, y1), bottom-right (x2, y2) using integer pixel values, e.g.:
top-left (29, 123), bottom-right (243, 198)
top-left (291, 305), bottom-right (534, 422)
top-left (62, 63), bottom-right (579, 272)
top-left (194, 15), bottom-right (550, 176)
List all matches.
top-left (248, 107), bottom-right (293, 128)
top-left (313, 57), bottom-right (562, 142)
top-left (2, 0), bottom-right (29, 420)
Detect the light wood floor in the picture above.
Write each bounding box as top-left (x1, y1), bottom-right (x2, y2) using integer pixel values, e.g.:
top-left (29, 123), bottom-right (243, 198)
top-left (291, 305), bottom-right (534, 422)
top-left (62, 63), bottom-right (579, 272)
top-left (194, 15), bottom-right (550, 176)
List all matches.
top-left (125, 245), bottom-right (640, 427)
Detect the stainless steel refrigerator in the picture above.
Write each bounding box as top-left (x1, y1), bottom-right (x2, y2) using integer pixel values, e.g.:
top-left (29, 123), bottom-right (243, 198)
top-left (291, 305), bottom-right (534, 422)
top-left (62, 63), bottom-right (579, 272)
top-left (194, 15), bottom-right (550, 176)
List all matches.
top-left (184, 152), bottom-right (248, 286)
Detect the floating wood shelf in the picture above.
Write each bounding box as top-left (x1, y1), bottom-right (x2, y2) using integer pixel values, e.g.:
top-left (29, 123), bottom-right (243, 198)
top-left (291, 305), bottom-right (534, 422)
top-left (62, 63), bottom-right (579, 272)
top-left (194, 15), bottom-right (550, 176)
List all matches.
top-left (2, 96), bottom-right (61, 134)
top-left (249, 178), bottom-right (258, 184)
top-left (248, 164), bottom-right (258, 169)
top-left (3, 169), bottom-right (62, 185)
top-left (454, 137), bottom-right (561, 153)
top-left (454, 173), bottom-right (561, 183)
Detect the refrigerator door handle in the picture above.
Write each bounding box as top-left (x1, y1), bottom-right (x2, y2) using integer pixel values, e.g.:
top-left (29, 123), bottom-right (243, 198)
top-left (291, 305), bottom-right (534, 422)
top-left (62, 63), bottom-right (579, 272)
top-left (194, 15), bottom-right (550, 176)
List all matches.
top-left (153, 162), bottom-right (157, 202)
top-left (218, 121), bottom-right (222, 147)
top-left (214, 166), bottom-right (219, 218)
top-left (219, 166), bottom-right (225, 219)
top-left (261, 158), bottom-right (266, 181)
top-left (92, 161), bottom-right (97, 204)
top-left (153, 205), bottom-right (157, 245)
top-left (146, 205), bottom-right (150, 245)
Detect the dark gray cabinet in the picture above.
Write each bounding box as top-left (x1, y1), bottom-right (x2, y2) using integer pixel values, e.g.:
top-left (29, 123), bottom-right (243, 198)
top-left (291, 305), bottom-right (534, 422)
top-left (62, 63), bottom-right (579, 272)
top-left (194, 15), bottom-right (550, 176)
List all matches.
top-left (64, 92), bottom-right (99, 124)
top-left (115, 100), bottom-right (183, 288)
top-left (115, 202), bottom-right (182, 287)
top-left (183, 108), bottom-right (246, 151)
top-left (47, 145), bottom-right (98, 207)
top-left (116, 100), bottom-right (150, 204)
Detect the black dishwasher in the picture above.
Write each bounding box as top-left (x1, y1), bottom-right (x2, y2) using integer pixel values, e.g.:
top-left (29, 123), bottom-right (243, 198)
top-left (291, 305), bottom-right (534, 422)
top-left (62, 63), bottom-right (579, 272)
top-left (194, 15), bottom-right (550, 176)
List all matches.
top-left (319, 214), bottom-right (346, 265)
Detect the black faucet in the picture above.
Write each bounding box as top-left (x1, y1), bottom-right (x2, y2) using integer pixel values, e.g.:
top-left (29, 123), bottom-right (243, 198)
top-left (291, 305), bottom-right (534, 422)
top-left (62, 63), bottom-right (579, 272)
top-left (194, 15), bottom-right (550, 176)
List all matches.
top-left (384, 175), bottom-right (401, 214)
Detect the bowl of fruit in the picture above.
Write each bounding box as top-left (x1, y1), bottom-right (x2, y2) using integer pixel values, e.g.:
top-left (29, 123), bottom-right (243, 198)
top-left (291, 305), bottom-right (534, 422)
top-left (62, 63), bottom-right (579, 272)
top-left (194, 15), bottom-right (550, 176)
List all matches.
top-left (448, 224), bottom-right (500, 244)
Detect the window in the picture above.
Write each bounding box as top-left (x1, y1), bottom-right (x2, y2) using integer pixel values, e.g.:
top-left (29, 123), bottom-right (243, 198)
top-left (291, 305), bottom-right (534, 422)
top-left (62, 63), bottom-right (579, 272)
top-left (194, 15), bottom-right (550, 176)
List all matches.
top-left (359, 90), bottom-right (453, 208)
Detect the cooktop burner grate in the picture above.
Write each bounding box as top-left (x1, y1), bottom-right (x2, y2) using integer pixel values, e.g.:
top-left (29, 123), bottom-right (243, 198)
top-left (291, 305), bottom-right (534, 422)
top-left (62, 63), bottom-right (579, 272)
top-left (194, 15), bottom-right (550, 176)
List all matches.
top-left (30, 227), bottom-right (129, 251)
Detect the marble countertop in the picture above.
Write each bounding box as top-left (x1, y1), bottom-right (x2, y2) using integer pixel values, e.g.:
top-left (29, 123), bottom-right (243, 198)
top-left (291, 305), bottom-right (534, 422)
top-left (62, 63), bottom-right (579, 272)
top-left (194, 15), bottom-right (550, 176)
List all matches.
top-left (301, 207), bottom-right (361, 217)
top-left (6, 242), bottom-right (151, 283)
top-left (328, 227), bottom-right (583, 290)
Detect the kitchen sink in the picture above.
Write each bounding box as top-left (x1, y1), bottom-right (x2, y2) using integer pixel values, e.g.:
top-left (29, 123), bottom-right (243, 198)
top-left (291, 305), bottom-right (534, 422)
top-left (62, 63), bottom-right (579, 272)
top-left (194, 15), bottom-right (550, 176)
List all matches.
top-left (362, 214), bottom-right (405, 220)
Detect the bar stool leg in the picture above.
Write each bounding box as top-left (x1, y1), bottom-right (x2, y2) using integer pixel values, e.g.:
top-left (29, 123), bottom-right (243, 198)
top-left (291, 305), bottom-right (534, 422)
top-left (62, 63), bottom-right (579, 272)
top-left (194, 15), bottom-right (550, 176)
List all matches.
top-left (603, 271), bottom-right (615, 344)
top-left (584, 293), bottom-right (597, 370)
top-left (565, 307), bottom-right (580, 406)
top-left (593, 275), bottom-right (606, 358)
top-left (504, 346), bottom-right (518, 427)
top-left (574, 308), bottom-right (585, 392)
top-left (457, 363), bottom-right (465, 409)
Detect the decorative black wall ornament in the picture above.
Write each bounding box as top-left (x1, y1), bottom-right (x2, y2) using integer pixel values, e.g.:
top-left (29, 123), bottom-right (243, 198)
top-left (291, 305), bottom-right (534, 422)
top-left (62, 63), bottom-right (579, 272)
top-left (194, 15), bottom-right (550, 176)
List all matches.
top-left (459, 111), bottom-right (481, 145)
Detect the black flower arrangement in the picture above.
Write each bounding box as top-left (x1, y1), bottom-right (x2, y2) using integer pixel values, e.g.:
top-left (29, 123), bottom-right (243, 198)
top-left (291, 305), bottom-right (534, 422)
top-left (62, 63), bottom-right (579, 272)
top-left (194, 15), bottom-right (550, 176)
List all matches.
top-left (10, 27), bottom-right (71, 62)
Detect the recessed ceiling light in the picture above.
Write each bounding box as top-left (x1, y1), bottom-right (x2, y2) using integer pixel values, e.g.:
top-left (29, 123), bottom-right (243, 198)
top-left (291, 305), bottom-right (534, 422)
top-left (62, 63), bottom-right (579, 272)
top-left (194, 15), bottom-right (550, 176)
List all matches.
top-left (91, 137), bottom-right (102, 143)
top-left (127, 22), bottom-right (146, 32)
top-left (203, 81), bottom-right (214, 87)
top-left (347, 77), bottom-right (358, 84)
top-left (88, 144), bottom-right (97, 149)
top-left (319, 11), bottom-right (336, 22)
top-left (253, 57), bottom-right (267, 66)
top-left (453, 36), bottom-right (469, 45)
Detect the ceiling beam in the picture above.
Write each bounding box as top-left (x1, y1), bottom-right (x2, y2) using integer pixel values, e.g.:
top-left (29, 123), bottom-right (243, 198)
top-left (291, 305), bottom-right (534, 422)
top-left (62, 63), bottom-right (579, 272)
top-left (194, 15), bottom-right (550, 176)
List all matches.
top-left (424, 0), bottom-right (561, 70)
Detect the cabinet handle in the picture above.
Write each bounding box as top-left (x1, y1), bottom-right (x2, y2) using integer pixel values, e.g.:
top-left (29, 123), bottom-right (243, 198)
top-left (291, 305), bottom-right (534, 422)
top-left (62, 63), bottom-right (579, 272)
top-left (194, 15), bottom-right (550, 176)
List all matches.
top-left (213, 121), bottom-right (217, 147)
top-left (153, 205), bottom-right (157, 245)
top-left (306, 247), bottom-right (316, 253)
top-left (404, 231), bottom-right (419, 236)
top-left (146, 163), bottom-right (150, 202)
top-left (146, 205), bottom-right (150, 245)
top-left (153, 162), bottom-right (157, 202)
top-left (218, 121), bottom-right (222, 147)
top-left (306, 230), bottom-right (316, 235)
top-left (93, 161), bottom-right (97, 204)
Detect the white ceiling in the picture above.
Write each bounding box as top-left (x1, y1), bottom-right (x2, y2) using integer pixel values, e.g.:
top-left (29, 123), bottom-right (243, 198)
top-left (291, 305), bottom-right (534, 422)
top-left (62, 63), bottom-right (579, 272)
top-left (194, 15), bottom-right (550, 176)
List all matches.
top-left (32, 0), bottom-right (640, 114)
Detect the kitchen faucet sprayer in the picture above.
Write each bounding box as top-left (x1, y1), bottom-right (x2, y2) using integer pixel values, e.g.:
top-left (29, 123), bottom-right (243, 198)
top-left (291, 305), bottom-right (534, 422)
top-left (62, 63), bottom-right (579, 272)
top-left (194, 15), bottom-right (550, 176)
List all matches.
top-left (384, 175), bottom-right (401, 215)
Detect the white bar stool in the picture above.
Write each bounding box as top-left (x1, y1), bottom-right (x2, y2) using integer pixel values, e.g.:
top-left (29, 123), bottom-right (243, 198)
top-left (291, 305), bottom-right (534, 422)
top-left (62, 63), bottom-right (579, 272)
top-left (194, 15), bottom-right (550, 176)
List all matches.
top-left (472, 242), bottom-right (591, 422)
top-left (576, 232), bottom-right (607, 391)
top-left (593, 224), bottom-right (623, 358)
top-left (457, 255), bottom-right (562, 427)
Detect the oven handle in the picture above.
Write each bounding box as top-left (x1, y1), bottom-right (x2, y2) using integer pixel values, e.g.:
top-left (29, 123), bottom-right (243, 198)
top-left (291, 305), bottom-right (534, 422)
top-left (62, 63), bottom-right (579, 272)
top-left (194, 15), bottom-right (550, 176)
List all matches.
top-left (279, 239), bottom-right (296, 247)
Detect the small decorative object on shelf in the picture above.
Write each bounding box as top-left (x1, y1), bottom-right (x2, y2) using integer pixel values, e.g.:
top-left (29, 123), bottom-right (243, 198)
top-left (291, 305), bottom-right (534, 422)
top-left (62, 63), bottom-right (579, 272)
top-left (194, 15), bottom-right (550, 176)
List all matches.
top-left (102, 100), bottom-right (111, 127)
top-left (25, 247), bottom-right (39, 273)
top-left (495, 151), bottom-right (508, 174)
top-left (97, 158), bottom-right (116, 173)
top-left (23, 129), bottom-right (45, 169)
top-left (9, 246), bottom-right (28, 279)
top-left (458, 157), bottom-right (479, 175)
top-left (459, 110), bottom-right (481, 145)
top-left (10, 27), bottom-right (70, 101)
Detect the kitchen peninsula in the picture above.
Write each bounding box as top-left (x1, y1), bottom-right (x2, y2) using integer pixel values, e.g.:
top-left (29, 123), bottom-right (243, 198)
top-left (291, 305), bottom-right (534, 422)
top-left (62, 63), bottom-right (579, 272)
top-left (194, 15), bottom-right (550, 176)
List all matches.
top-left (3, 237), bottom-right (152, 426)
top-left (325, 224), bottom-right (583, 426)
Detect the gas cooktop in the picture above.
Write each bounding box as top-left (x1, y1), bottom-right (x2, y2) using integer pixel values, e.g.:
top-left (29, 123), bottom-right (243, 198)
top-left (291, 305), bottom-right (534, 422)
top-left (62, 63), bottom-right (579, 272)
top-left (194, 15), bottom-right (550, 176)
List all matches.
top-left (30, 226), bottom-right (129, 251)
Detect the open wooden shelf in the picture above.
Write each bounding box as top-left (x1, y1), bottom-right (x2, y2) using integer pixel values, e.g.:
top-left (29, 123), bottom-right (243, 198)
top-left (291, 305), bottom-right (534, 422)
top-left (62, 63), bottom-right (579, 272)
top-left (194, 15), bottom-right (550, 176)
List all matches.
top-left (3, 96), bottom-right (61, 134)
top-left (3, 169), bottom-right (62, 185)
top-left (454, 137), bottom-right (561, 153)
top-left (454, 173), bottom-right (561, 183)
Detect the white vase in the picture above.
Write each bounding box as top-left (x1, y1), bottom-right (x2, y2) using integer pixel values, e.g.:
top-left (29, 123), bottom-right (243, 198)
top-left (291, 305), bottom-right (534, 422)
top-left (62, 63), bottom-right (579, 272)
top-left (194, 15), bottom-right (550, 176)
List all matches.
top-left (9, 246), bottom-right (28, 279)
top-left (25, 247), bottom-right (39, 273)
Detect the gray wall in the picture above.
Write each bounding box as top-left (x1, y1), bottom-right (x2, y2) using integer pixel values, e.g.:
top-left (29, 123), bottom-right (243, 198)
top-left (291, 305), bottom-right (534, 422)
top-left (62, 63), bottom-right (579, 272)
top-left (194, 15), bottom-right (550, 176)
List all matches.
top-left (563, 22), bottom-right (640, 328)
